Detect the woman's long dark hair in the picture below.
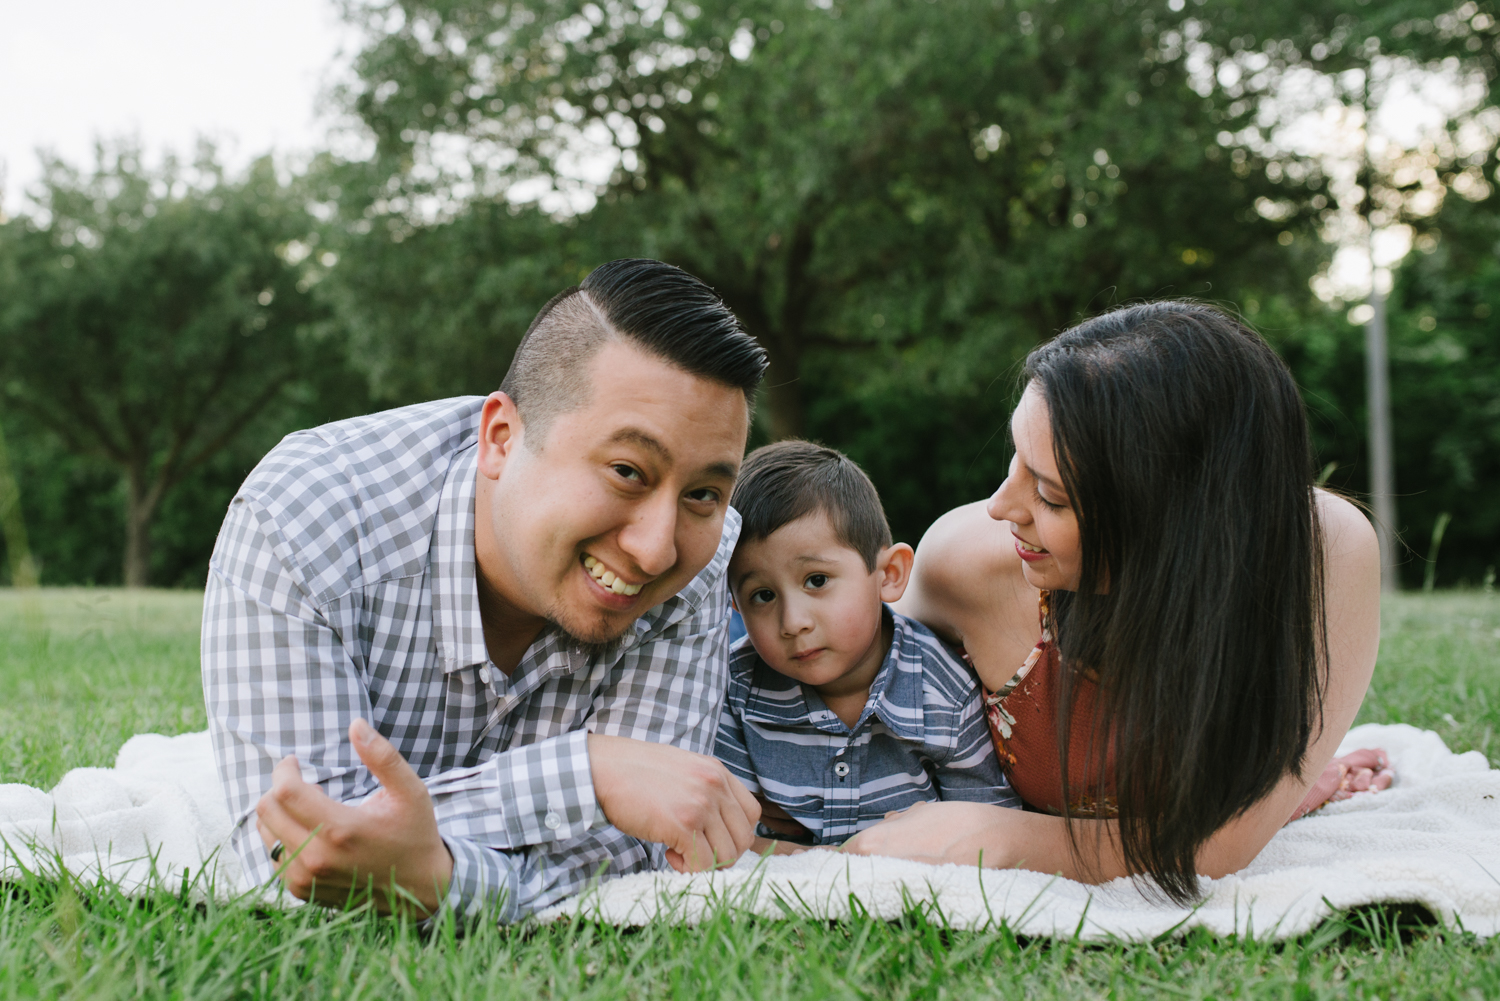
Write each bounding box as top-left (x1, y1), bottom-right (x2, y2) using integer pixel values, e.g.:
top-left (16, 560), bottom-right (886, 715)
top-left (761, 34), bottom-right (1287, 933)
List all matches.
top-left (1026, 301), bottom-right (1327, 904)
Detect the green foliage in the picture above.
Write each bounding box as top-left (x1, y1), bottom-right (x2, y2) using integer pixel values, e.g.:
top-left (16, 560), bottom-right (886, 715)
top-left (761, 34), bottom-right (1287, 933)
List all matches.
top-left (329, 0), bottom-right (1343, 538)
top-left (0, 587), bottom-right (1497, 997)
top-left (318, 189), bottom-right (599, 403)
top-left (0, 143), bottom-right (369, 586)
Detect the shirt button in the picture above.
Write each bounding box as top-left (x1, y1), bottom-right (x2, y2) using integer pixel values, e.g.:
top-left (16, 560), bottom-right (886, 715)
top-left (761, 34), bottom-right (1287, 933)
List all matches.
top-left (478, 666), bottom-right (492, 684)
top-left (834, 762), bottom-right (851, 778)
top-left (544, 811), bottom-right (562, 830)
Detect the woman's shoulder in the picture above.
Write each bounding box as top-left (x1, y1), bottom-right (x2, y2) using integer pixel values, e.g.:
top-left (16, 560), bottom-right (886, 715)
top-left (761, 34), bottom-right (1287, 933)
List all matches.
top-left (1315, 489), bottom-right (1378, 567)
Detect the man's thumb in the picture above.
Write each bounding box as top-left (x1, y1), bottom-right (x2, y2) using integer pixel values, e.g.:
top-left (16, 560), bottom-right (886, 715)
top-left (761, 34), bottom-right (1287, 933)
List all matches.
top-left (350, 718), bottom-right (426, 801)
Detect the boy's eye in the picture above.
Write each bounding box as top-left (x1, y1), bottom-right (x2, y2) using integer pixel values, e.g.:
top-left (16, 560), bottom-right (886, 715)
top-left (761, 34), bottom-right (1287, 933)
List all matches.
top-left (747, 588), bottom-right (775, 605)
top-left (805, 573), bottom-right (829, 590)
top-left (612, 463), bottom-right (644, 483)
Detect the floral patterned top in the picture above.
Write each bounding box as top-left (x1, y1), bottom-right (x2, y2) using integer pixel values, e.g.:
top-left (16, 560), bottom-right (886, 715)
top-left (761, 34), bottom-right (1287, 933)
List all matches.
top-left (980, 590), bottom-right (1118, 817)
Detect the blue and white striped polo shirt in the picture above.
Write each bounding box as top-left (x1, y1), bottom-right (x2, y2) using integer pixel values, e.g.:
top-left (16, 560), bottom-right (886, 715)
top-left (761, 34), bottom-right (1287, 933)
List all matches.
top-left (714, 607), bottom-right (1020, 846)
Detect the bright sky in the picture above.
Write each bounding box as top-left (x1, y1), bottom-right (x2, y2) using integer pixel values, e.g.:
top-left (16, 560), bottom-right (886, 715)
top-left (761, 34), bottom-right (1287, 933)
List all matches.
top-left (0, 0), bottom-right (352, 214)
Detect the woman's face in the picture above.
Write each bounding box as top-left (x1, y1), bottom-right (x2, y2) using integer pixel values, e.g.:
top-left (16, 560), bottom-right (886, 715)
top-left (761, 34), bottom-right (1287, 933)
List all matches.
top-left (987, 383), bottom-right (1083, 591)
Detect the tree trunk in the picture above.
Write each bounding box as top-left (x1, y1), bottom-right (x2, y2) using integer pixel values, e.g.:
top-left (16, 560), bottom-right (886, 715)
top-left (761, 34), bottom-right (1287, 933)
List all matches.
top-left (764, 345), bottom-right (805, 441)
top-left (0, 421), bottom-right (38, 587)
top-left (123, 464), bottom-right (156, 588)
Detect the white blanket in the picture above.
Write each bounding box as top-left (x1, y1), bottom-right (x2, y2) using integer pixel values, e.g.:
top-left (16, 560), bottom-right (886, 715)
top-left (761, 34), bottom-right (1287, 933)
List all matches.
top-left (1, 723), bottom-right (1495, 940)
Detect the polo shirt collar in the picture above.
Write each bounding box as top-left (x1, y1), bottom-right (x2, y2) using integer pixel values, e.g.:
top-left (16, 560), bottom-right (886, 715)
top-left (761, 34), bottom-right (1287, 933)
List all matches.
top-left (865, 609), bottom-right (926, 743)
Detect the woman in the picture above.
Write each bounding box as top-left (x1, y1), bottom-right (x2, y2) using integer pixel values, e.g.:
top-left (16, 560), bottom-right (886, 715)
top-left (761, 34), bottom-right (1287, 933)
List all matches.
top-left (843, 301), bottom-right (1391, 902)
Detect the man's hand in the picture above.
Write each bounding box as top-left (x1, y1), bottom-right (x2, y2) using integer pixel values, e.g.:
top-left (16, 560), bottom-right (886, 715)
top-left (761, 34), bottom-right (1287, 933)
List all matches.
top-left (254, 718), bottom-right (454, 915)
top-left (587, 734), bottom-right (760, 871)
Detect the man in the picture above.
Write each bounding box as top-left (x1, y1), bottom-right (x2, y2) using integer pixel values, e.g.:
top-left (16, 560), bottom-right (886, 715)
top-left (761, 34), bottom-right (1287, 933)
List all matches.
top-left (202, 259), bottom-right (766, 921)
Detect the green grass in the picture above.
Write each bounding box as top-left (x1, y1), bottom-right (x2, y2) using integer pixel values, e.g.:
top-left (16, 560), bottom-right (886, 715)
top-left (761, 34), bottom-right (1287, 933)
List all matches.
top-left (0, 587), bottom-right (1496, 1000)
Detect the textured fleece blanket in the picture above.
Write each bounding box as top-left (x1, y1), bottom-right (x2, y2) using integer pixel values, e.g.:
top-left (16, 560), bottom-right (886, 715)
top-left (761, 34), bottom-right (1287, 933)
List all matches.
top-left (1, 723), bottom-right (1495, 940)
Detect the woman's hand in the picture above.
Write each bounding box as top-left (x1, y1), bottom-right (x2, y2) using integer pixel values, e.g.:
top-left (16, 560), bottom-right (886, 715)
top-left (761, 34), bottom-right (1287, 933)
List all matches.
top-left (841, 801), bottom-right (1027, 868)
top-left (1288, 748), bottom-right (1394, 821)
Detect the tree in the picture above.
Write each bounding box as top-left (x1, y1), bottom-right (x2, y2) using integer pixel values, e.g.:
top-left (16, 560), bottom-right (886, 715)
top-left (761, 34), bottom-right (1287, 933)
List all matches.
top-left (324, 0), bottom-right (1500, 545)
top-left (318, 0), bottom-right (1340, 541)
top-left (339, 0), bottom-right (1318, 443)
top-left (0, 144), bottom-right (333, 586)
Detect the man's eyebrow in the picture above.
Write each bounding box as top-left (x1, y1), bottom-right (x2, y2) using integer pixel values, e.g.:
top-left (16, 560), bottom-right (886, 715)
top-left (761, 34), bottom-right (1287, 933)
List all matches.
top-left (607, 427), bottom-right (737, 481)
top-left (608, 427), bottom-right (671, 462)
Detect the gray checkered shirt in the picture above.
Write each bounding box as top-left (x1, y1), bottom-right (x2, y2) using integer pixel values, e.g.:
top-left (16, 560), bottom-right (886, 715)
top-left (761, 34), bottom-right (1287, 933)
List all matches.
top-left (201, 397), bottom-right (736, 921)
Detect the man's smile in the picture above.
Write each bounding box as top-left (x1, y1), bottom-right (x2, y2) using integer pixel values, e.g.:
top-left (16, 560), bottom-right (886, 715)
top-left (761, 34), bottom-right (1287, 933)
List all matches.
top-left (582, 553), bottom-right (645, 596)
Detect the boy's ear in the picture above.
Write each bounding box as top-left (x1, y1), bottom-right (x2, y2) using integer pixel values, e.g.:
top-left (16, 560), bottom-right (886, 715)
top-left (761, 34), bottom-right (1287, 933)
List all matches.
top-left (876, 542), bottom-right (915, 603)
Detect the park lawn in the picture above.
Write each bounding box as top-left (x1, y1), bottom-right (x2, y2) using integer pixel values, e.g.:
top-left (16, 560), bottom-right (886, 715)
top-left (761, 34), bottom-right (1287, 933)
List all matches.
top-left (0, 588), bottom-right (1495, 1000)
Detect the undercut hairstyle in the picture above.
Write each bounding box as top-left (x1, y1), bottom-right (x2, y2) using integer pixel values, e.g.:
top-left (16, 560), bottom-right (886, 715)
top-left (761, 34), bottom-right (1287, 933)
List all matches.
top-left (1026, 300), bottom-right (1327, 905)
top-left (499, 259), bottom-right (768, 447)
top-left (731, 440), bottom-right (892, 572)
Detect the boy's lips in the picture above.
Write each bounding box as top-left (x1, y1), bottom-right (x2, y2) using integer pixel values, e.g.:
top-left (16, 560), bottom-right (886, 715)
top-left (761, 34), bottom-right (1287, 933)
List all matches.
top-left (790, 647), bottom-right (826, 661)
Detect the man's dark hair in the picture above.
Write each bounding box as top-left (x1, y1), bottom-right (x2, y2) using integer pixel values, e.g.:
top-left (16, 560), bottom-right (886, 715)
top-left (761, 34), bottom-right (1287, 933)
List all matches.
top-left (730, 440), bottom-right (892, 572)
top-left (499, 259), bottom-right (768, 447)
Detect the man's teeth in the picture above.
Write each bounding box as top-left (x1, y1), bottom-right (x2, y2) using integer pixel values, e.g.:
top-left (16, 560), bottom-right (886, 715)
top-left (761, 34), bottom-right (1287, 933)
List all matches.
top-left (582, 555), bottom-right (642, 595)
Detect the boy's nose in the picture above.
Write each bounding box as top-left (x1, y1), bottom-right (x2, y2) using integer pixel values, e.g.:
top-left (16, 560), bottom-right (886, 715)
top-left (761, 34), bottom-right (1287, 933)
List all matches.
top-left (780, 602), bottom-right (816, 636)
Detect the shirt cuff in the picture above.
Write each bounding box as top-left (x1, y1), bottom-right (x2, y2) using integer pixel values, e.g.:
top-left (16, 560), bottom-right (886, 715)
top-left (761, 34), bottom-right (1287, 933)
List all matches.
top-left (440, 835), bottom-right (522, 923)
top-left (496, 728), bottom-right (601, 846)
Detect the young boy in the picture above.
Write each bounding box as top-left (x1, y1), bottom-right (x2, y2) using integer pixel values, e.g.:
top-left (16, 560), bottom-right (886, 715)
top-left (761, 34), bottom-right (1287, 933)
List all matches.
top-left (715, 441), bottom-right (1018, 853)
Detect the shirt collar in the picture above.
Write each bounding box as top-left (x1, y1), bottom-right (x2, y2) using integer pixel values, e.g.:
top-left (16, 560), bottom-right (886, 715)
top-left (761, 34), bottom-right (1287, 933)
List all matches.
top-left (864, 609), bottom-right (926, 743)
top-left (430, 449), bottom-right (742, 675)
top-left (431, 443), bottom-right (488, 674)
top-left (736, 607), bottom-right (926, 742)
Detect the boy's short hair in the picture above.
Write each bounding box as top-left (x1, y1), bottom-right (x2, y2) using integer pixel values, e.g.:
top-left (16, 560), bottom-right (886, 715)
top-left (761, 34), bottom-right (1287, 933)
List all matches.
top-left (730, 440), bottom-right (892, 572)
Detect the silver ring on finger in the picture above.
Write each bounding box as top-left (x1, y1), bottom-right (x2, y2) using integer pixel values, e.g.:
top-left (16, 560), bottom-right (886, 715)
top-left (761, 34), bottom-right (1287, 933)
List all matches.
top-left (270, 841), bottom-right (285, 863)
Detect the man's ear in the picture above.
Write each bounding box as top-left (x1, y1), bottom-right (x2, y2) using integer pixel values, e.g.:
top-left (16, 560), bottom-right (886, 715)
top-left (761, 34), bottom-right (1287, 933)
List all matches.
top-left (876, 543), bottom-right (915, 603)
top-left (477, 392), bottom-right (523, 480)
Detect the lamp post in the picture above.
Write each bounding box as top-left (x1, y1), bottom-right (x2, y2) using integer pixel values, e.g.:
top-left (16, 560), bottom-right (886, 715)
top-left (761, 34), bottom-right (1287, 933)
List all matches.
top-left (1364, 262), bottom-right (1399, 592)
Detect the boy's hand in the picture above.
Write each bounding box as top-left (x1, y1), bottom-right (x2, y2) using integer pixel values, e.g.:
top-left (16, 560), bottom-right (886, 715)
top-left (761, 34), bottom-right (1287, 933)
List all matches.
top-left (755, 795), bottom-right (815, 841)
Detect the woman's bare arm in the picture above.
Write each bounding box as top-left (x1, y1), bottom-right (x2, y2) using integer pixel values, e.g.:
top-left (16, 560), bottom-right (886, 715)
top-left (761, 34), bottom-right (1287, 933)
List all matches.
top-left (849, 492), bottom-right (1382, 882)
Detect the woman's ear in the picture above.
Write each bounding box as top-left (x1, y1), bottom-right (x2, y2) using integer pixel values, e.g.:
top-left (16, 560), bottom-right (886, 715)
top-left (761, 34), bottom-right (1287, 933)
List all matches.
top-left (876, 542), bottom-right (916, 603)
